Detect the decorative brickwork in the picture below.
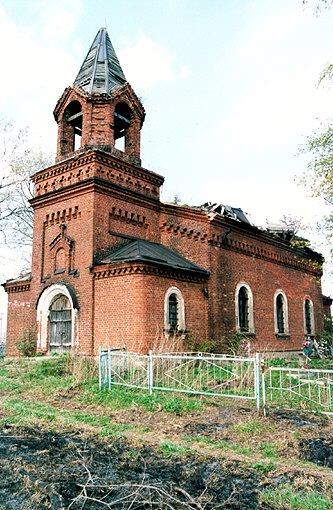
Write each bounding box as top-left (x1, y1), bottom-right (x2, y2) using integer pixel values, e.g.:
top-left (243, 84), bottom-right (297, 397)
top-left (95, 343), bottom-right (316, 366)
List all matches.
top-left (2, 27), bottom-right (329, 357)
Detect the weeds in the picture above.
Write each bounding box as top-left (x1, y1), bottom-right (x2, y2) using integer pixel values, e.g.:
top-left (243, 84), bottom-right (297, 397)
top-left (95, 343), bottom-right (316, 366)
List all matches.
top-left (158, 441), bottom-right (192, 457)
top-left (250, 461), bottom-right (276, 475)
top-left (260, 441), bottom-right (278, 459)
top-left (261, 485), bottom-right (332, 510)
top-left (232, 419), bottom-right (267, 435)
top-left (80, 383), bottom-right (202, 415)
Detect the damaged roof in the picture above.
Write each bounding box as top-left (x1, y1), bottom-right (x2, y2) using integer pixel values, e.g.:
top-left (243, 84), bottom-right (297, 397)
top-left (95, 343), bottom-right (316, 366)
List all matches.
top-left (97, 239), bottom-right (209, 275)
top-left (201, 202), bottom-right (251, 224)
top-left (74, 27), bottom-right (126, 94)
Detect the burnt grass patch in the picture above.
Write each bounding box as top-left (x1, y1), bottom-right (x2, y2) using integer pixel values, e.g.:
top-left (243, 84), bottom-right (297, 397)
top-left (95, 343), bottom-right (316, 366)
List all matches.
top-left (271, 410), bottom-right (329, 429)
top-left (299, 436), bottom-right (333, 469)
top-left (0, 425), bottom-right (270, 510)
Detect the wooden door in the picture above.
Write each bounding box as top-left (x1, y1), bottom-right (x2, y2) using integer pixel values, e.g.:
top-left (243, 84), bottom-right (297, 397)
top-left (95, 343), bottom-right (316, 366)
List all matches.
top-left (49, 295), bottom-right (72, 353)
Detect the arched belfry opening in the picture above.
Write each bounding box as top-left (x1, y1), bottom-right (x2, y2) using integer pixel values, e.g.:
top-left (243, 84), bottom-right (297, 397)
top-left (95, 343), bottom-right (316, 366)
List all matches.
top-left (114, 102), bottom-right (132, 152)
top-left (54, 28), bottom-right (145, 163)
top-left (60, 101), bottom-right (83, 156)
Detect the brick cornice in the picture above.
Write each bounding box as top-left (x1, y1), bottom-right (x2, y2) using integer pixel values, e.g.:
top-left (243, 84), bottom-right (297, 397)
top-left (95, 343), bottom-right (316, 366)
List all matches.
top-left (91, 262), bottom-right (209, 283)
top-left (30, 177), bottom-right (162, 210)
top-left (3, 280), bottom-right (31, 294)
top-left (160, 221), bottom-right (322, 276)
top-left (31, 150), bottom-right (164, 188)
top-left (161, 205), bottom-right (324, 266)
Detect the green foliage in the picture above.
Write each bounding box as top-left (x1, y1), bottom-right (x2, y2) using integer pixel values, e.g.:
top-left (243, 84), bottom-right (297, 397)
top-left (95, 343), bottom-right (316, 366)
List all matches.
top-left (319, 316), bottom-right (333, 346)
top-left (81, 384), bottom-right (202, 415)
top-left (302, 122), bottom-right (333, 246)
top-left (261, 484), bottom-right (332, 510)
top-left (158, 441), bottom-right (191, 457)
top-left (17, 326), bottom-right (37, 357)
top-left (250, 461), bottom-right (276, 475)
top-left (259, 441), bottom-right (278, 459)
top-left (290, 238), bottom-right (311, 250)
top-left (23, 356), bottom-right (68, 379)
top-left (215, 439), bottom-right (252, 456)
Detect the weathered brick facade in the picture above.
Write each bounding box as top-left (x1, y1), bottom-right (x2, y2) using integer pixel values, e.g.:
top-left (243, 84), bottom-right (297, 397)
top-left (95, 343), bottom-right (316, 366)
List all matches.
top-left (3, 28), bottom-right (329, 356)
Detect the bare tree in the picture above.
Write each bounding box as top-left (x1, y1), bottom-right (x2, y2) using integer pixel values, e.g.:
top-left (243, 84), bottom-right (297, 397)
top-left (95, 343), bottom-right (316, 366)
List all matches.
top-left (0, 119), bottom-right (52, 248)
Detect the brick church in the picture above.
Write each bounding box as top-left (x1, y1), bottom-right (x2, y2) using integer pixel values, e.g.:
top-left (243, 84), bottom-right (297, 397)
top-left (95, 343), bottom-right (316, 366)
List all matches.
top-left (3, 28), bottom-right (331, 356)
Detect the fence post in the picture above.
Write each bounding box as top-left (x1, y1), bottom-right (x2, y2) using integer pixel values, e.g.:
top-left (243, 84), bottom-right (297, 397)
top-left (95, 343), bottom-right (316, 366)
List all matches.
top-left (148, 350), bottom-right (153, 395)
top-left (261, 363), bottom-right (267, 417)
top-left (108, 348), bottom-right (112, 390)
top-left (254, 352), bottom-right (261, 411)
top-left (98, 346), bottom-right (102, 389)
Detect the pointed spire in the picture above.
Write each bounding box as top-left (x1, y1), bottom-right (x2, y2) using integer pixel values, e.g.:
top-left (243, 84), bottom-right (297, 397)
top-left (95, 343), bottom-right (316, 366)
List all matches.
top-left (74, 28), bottom-right (126, 94)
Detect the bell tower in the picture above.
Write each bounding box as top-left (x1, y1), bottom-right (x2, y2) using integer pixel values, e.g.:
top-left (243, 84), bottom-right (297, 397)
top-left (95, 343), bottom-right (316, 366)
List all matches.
top-left (54, 28), bottom-right (145, 165)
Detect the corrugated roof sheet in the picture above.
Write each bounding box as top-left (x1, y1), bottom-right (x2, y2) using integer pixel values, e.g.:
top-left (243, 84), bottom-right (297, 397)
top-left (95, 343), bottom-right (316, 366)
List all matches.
top-left (98, 239), bottom-right (209, 275)
top-left (74, 27), bottom-right (126, 94)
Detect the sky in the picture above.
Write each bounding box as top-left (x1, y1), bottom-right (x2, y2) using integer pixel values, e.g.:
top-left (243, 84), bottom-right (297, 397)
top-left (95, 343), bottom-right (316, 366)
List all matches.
top-left (0, 0), bottom-right (332, 323)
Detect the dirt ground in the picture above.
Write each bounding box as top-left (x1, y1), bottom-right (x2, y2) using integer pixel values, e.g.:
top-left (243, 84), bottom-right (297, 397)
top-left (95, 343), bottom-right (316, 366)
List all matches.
top-left (0, 410), bottom-right (333, 509)
top-left (1, 358), bottom-right (333, 509)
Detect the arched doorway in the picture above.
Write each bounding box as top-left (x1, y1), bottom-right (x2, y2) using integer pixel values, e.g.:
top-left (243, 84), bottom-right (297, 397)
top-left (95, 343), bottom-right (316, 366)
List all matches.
top-left (36, 284), bottom-right (78, 353)
top-left (49, 295), bottom-right (72, 353)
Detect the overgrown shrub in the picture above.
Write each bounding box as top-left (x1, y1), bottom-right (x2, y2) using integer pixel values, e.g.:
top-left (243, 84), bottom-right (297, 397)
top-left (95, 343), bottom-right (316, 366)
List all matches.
top-left (319, 316), bottom-right (333, 347)
top-left (184, 333), bottom-right (217, 353)
top-left (17, 327), bottom-right (37, 357)
top-left (225, 331), bottom-right (252, 355)
top-left (65, 354), bottom-right (98, 383)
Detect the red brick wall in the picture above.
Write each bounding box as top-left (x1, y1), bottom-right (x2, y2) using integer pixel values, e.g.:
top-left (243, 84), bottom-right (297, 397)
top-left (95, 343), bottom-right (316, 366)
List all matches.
top-left (92, 272), bottom-right (208, 355)
top-left (6, 289), bottom-right (34, 356)
top-left (217, 249), bottom-right (323, 352)
top-left (93, 191), bottom-right (161, 254)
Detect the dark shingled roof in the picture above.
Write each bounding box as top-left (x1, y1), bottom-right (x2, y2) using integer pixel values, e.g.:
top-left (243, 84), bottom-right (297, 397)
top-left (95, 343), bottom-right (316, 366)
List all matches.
top-left (74, 27), bottom-right (126, 94)
top-left (98, 239), bottom-right (209, 275)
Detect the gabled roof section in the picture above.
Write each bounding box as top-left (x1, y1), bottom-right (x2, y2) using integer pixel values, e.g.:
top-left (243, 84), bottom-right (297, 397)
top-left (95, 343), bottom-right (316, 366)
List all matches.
top-left (97, 239), bottom-right (210, 275)
top-left (74, 27), bottom-right (126, 94)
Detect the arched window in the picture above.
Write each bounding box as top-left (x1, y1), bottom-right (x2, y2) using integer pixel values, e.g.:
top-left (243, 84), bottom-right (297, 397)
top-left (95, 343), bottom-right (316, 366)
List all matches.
top-left (49, 295), bottom-right (72, 353)
top-left (114, 102), bottom-right (132, 152)
top-left (235, 283), bottom-right (254, 333)
top-left (61, 101), bottom-right (83, 155)
top-left (304, 298), bottom-right (315, 336)
top-left (164, 287), bottom-right (185, 333)
top-left (274, 290), bottom-right (289, 335)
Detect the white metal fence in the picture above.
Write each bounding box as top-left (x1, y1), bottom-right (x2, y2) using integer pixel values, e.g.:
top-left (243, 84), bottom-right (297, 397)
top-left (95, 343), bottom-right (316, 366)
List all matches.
top-left (99, 349), bottom-right (333, 414)
top-left (99, 349), bottom-right (261, 409)
top-left (262, 366), bottom-right (333, 415)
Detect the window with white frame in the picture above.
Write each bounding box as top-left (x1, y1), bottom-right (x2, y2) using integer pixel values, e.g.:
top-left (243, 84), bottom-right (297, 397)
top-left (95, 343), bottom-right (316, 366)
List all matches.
top-left (235, 282), bottom-right (254, 333)
top-left (164, 287), bottom-right (185, 333)
top-left (274, 290), bottom-right (289, 335)
top-left (304, 298), bottom-right (315, 336)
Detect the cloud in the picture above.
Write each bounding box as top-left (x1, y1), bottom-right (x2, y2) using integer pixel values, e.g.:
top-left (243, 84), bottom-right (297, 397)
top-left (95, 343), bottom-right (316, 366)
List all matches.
top-left (0, 2), bottom-right (82, 151)
top-left (119, 35), bottom-right (188, 89)
top-left (210, 3), bottom-right (333, 156)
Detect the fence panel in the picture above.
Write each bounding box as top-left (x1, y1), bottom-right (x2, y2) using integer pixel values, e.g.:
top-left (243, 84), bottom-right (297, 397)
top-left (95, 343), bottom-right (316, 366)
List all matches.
top-left (99, 349), bottom-right (260, 407)
top-left (152, 353), bottom-right (259, 403)
top-left (0, 340), bottom-right (5, 357)
top-left (99, 349), bottom-right (148, 390)
top-left (263, 366), bottom-right (333, 415)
